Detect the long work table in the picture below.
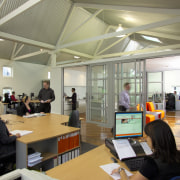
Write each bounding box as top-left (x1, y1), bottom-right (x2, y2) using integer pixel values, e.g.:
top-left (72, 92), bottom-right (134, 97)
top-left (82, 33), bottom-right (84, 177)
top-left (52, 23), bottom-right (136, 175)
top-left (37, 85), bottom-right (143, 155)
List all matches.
top-left (0, 114), bottom-right (80, 170)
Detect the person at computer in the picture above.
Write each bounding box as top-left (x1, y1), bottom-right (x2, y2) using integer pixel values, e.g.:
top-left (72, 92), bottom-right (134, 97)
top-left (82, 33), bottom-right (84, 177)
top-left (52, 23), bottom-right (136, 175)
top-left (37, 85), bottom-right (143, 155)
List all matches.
top-left (66, 88), bottom-right (77, 110)
top-left (19, 96), bottom-right (35, 116)
top-left (119, 82), bottom-right (133, 112)
top-left (0, 118), bottom-right (21, 165)
top-left (38, 81), bottom-right (55, 113)
top-left (10, 91), bottom-right (17, 102)
top-left (111, 120), bottom-right (180, 180)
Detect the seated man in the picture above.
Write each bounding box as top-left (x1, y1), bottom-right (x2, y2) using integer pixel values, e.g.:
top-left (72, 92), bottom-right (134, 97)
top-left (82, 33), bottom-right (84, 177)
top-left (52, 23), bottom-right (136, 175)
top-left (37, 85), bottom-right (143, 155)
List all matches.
top-left (0, 118), bottom-right (20, 172)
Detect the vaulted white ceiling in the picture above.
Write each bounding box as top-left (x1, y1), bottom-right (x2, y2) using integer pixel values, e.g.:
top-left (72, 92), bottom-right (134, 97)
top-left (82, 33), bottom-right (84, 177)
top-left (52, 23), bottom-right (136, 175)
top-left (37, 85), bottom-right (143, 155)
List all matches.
top-left (0, 0), bottom-right (179, 65)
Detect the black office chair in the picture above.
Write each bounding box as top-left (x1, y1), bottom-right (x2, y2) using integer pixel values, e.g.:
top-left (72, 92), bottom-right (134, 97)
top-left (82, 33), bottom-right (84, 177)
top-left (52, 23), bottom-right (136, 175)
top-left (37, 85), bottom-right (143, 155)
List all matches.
top-left (0, 152), bottom-right (16, 175)
top-left (68, 110), bottom-right (81, 128)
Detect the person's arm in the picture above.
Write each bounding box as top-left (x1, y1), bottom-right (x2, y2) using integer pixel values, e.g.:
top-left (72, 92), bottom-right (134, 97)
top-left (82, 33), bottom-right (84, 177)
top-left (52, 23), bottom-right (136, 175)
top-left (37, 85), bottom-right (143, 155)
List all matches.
top-left (50, 89), bottom-right (55, 102)
top-left (38, 89), bottom-right (43, 101)
top-left (0, 120), bottom-right (17, 144)
top-left (111, 168), bottom-right (148, 180)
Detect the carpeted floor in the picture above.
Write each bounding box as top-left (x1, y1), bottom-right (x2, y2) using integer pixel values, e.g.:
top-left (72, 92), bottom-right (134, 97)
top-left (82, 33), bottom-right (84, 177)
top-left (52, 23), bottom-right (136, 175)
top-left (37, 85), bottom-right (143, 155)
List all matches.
top-left (80, 142), bottom-right (97, 155)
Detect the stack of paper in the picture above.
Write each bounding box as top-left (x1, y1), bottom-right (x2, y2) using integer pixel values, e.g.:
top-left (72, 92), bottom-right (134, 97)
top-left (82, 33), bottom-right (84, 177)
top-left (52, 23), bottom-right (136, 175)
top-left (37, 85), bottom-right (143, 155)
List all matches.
top-left (100, 163), bottom-right (132, 180)
top-left (10, 130), bottom-right (33, 136)
top-left (28, 152), bottom-right (43, 167)
top-left (23, 113), bottom-right (46, 118)
top-left (112, 139), bottom-right (136, 160)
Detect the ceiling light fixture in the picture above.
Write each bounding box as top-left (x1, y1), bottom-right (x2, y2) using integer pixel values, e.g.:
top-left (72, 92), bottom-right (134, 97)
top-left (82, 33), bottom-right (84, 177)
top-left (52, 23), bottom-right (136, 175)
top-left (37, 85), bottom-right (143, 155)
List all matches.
top-left (124, 16), bottom-right (135, 22)
top-left (74, 56), bottom-right (80, 59)
top-left (40, 48), bottom-right (44, 51)
top-left (116, 25), bottom-right (126, 38)
top-left (141, 35), bottom-right (162, 43)
top-left (0, 38), bottom-right (4, 41)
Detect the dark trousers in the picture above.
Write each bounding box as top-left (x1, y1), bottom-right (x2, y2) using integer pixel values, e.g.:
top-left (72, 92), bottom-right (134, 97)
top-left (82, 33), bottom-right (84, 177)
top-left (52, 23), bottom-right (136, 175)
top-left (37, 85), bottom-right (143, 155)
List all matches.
top-left (119, 105), bottom-right (127, 112)
top-left (39, 103), bottom-right (51, 113)
top-left (72, 103), bottom-right (76, 110)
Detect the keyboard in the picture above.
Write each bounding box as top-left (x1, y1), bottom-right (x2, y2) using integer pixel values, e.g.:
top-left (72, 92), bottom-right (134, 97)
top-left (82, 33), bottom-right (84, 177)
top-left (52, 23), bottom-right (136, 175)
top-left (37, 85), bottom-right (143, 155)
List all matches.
top-left (140, 142), bottom-right (153, 155)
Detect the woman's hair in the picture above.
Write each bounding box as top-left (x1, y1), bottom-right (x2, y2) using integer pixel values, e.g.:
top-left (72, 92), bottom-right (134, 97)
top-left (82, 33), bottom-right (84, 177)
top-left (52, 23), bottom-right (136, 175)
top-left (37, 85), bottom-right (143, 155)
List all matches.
top-left (145, 120), bottom-right (180, 163)
top-left (22, 96), bottom-right (29, 103)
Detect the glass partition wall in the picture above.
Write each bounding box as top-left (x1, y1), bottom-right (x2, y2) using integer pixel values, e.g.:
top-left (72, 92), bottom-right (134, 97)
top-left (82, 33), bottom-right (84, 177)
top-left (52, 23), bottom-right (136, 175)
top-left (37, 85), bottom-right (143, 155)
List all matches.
top-left (86, 60), bottom-right (146, 127)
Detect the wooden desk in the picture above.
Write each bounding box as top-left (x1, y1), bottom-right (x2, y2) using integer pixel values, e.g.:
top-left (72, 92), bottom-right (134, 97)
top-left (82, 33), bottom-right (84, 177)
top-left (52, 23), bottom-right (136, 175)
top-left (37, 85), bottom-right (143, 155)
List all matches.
top-left (0, 114), bottom-right (80, 169)
top-left (46, 145), bottom-right (135, 180)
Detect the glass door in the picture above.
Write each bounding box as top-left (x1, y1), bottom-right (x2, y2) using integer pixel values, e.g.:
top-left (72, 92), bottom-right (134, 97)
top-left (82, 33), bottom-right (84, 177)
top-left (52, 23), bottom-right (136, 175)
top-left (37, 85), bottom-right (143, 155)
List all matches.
top-left (115, 60), bottom-right (146, 125)
top-left (87, 64), bottom-right (108, 125)
top-left (147, 72), bottom-right (165, 109)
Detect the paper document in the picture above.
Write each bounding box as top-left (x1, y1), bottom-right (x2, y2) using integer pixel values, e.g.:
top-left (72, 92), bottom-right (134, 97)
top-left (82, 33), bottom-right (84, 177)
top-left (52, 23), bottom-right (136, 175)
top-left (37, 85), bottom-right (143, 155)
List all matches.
top-left (100, 163), bottom-right (132, 180)
top-left (23, 113), bottom-right (46, 118)
top-left (10, 130), bottom-right (33, 136)
top-left (28, 152), bottom-right (41, 160)
top-left (112, 139), bottom-right (136, 160)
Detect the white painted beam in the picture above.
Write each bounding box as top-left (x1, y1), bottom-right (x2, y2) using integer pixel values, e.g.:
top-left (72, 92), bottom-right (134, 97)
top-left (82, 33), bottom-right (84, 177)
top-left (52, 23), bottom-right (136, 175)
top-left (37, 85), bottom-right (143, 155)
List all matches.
top-left (14, 50), bottom-right (49, 61)
top-left (55, 4), bottom-right (75, 47)
top-left (57, 16), bottom-right (180, 50)
top-left (62, 9), bottom-right (103, 42)
top-left (60, 48), bottom-right (93, 59)
top-left (0, 0), bottom-right (6, 10)
top-left (0, 31), bottom-right (55, 50)
top-left (136, 31), bottom-right (180, 41)
top-left (14, 44), bottom-right (24, 57)
top-left (56, 59), bottom-right (82, 65)
top-left (10, 42), bottom-right (17, 60)
top-left (75, 3), bottom-right (180, 15)
top-left (58, 49), bottom-right (180, 67)
top-left (96, 44), bottom-right (180, 59)
top-left (0, 0), bottom-right (42, 26)
top-left (97, 34), bottom-right (132, 55)
top-left (94, 25), bottom-right (111, 56)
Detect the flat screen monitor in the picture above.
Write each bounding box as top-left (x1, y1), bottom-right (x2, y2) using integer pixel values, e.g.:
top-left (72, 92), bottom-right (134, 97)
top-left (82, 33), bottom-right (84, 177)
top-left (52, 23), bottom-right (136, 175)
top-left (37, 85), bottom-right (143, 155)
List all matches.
top-left (114, 111), bottom-right (143, 139)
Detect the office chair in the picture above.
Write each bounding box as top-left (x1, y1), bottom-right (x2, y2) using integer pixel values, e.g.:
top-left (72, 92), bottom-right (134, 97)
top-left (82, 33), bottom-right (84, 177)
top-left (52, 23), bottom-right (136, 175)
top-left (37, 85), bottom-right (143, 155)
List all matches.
top-left (0, 152), bottom-right (16, 175)
top-left (170, 176), bottom-right (180, 180)
top-left (68, 110), bottom-right (81, 128)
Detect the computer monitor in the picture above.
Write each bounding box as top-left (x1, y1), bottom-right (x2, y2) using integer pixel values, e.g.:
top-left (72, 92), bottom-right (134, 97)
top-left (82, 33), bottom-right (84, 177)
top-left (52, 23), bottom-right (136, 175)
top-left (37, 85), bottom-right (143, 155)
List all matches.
top-left (114, 111), bottom-right (143, 139)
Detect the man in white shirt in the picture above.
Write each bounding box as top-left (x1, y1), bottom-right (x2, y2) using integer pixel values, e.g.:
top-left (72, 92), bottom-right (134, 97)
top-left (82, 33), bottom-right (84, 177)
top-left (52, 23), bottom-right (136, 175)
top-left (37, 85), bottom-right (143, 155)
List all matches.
top-left (119, 82), bottom-right (131, 111)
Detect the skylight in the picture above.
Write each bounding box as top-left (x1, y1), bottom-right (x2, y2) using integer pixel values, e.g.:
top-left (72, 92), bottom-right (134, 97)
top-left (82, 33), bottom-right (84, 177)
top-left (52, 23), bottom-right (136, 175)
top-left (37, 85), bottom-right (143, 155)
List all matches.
top-left (141, 35), bottom-right (162, 43)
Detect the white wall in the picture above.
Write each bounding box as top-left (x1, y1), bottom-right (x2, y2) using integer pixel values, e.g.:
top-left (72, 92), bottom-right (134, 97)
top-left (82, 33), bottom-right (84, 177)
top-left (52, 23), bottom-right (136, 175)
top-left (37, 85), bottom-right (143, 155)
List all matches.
top-left (64, 68), bottom-right (86, 99)
top-left (0, 59), bottom-right (49, 98)
top-left (164, 70), bottom-right (180, 93)
top-left (50, 67), bottom-right (62, 114)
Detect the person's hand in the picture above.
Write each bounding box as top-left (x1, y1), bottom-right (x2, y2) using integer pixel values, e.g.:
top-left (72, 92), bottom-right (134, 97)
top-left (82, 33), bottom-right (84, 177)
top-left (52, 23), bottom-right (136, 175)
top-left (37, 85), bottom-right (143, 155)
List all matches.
top-left (26, 112), bottom-right (30, 116)
top-left (41, 100), bottom-right (44, 103)
top-left (40, 112), bottom-right (44, 114)
top-left (111, 168), bottom-right (120, 175)
top-left (16, 133), bottom-right (21, 138)
top-left (46, 99), bottom-right (51, 103)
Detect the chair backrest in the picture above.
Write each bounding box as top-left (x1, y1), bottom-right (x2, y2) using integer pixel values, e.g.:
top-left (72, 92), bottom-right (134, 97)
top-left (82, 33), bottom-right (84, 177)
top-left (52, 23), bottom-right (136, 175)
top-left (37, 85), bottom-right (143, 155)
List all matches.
top-left (68, 110), bottom-right (81, 128)
top-left (136, 104), bottom-right (144, 111)
top-left (147, 102), bottom-right (155, 112)
top-left (170, 176), bottom-right (180, 180)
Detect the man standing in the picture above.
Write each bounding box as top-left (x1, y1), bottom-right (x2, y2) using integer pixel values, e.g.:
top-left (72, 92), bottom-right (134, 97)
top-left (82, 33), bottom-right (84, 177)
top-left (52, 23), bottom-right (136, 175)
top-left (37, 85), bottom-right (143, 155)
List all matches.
top-left (119, 82), bottom-right (131, 112)
top-left (66, 88), bottom-right (77, 110)
top-left (38, 81), bottom-right (55, 113)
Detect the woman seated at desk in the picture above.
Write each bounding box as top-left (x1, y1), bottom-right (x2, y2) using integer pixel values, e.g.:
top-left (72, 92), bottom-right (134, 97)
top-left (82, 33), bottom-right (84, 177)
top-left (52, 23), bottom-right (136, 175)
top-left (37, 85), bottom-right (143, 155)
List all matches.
top-left (19, 96), bottom-right (35, 116)
top-left (0, 118), bottom-right (21, 167)
top-left (112, 120), bottom-right (180, 180)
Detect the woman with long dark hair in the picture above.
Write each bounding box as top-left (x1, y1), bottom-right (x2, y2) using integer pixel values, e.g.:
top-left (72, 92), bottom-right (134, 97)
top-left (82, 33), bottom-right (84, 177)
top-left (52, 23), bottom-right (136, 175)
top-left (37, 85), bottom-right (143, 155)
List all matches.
top-left (112, 120), bottom-right (180, 180)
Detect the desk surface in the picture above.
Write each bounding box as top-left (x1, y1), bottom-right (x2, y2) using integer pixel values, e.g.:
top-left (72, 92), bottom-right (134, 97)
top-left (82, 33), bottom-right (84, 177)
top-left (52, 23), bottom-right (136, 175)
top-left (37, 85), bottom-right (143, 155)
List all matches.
top-left (15, 100), bottom-right (40, 103)
top-left (46, 145), bottom-right (135, 180)
top-left (0, 114), bottom-right (79, 144)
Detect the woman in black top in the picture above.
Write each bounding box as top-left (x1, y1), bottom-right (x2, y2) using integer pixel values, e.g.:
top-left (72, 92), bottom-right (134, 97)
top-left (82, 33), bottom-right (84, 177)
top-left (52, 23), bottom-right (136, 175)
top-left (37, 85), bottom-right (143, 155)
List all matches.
top-left (19, 96), bottom-right (35, 116)
top-left (0, 118), bottom-right (21, 157)
top-left (3, 93), bottom-right (11, 108)
top-left (112, 120), bottom-right (180, 180)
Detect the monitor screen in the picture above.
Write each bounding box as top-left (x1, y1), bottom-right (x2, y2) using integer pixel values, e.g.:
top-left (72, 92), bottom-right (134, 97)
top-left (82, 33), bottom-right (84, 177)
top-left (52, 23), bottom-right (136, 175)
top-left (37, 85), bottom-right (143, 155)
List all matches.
top-left (114, 112), bottom-right (143, 139)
